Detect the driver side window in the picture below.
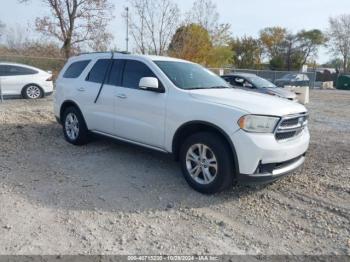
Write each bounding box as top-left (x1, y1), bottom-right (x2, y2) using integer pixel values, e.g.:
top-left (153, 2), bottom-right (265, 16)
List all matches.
top-left (122, 60), bottom-right (156, 89)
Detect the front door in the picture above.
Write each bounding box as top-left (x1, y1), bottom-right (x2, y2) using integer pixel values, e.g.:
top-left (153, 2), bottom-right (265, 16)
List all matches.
top-left (113, 59), bottom-right (167, 148)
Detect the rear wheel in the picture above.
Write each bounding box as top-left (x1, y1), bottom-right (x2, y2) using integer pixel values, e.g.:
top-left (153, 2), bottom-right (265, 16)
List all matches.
top-left (180, 132), bottom-right (234, 194)
top-left (22, 85), bottom-right (43, 99)
top-left (62, 107), bottom-right (89, 145)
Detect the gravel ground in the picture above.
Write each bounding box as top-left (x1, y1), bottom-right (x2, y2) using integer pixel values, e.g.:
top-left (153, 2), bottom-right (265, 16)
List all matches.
top-left (0, 90), bottom-right (349, 255)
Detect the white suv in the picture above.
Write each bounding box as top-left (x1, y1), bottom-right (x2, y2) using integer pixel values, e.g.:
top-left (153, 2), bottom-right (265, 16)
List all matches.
top-left (54, 52), bottom-right (310, 194)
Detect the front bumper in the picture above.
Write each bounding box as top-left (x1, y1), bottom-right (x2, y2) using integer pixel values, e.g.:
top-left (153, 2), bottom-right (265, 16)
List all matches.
top-left (237, 154), bottom-right (306, 185)
top-left (230, 126), bottom-right (309, 185)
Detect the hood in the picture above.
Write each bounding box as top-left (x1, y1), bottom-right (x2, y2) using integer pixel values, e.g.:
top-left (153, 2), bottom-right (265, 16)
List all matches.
top-left (189, 88), bottom-right (306, 116)
top-left (265, 87), bottom-right (297, 99)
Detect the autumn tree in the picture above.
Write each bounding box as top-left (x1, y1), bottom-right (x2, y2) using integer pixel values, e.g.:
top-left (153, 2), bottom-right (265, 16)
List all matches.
top-left (230, 36), bottom-right (262, 69)
top-left (168, 24), bottom-right (212, 65)
top-left (127, 0), bottom-right (180, 55)
top-left (186, 0), bottom-right (231, 47)
top-left (327, 14), bottom-right (350, 72)
top-left (260, 27), bottom-right (287, 60)
top-left (19, 0), bottom-right (114, 58)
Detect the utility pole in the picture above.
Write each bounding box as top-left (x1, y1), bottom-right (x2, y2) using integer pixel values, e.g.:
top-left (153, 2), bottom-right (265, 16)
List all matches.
top-left (125, 7), bottom-right (129, 52)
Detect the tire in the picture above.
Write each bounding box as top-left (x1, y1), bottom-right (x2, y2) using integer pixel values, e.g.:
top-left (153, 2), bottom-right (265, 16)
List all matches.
top-left (179, 132), bottom-right (235, 194)
top-left (62, 106), bottom-right (89, 145)
top-left (22, 84), bottom-right (43, 99)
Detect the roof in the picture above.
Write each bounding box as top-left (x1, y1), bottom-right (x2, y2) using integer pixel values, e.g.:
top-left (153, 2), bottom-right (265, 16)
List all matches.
top-left (75, 52), bottom-right (192, 64)
top-left (0, 62), bottom-right (46, 72)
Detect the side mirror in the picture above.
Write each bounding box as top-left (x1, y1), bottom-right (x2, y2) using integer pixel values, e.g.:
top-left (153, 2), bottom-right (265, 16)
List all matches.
top-left (139, 77), bottom-right (161, 92)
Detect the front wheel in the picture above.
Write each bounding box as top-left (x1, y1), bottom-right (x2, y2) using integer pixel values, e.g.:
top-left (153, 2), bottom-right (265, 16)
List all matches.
top-left (179, 132), bottom-right (234, 194)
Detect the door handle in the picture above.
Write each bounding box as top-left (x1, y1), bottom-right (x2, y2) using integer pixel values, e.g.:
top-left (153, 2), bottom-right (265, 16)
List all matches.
top-left (116, 94), bottom-right (127, 99)
top-left (77, 87), bottom-right (85, 92)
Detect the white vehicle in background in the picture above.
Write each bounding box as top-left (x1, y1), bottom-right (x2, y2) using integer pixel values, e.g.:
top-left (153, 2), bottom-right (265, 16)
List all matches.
top-left (0, 62), bottom-right (53, 99)
top-left (54, 52), bottom-right (310, 194)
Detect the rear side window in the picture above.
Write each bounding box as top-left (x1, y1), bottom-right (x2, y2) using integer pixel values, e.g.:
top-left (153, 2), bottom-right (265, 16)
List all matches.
top-left (86, 59), bottom-right (111, 84)
top-left (63, 60), bottom-right (90, 78)
top-left (122, 60), bottom-right (156, 89)
top-left (0, 65), bottom-right (38, 76)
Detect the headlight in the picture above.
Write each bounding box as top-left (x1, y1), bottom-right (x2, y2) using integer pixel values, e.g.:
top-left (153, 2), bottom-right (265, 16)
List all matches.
top-left (238, 115), bottom-right (280, 133)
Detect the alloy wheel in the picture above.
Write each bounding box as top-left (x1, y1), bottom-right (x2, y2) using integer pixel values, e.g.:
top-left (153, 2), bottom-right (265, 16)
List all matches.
top-left (26, 85), bottom-right (41, 99)
top-left (65, 113), bottom-right (79, 140)
top-left (185, 143), bottom-right (218, 185)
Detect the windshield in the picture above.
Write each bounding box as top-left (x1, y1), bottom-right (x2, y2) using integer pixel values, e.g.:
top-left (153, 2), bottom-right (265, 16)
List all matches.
top-left (281, 74), bottom-right (297, 80)
top-left (245, 76), bottom-right (276, 88)
top-left (154, 61), bottom-right (230, 90)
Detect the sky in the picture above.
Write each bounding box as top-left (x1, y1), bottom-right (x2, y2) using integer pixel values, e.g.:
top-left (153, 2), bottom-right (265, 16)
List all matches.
top-left (1, 0), bottom-right (350, 63)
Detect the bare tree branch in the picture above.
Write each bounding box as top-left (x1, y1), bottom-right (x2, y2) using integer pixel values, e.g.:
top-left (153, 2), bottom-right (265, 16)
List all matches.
top-left (19, 0), bottom-right (114, 58)
top-left (327, 14), bottom-right (350, 72)
top-left (127, 0), bottom-right (180, 55)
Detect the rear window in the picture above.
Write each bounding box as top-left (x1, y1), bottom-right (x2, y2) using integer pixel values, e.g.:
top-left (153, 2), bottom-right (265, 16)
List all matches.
top-left (63, 60), bottom-right (90, 78)
top-left (86, 59), bottom-right (111, 84)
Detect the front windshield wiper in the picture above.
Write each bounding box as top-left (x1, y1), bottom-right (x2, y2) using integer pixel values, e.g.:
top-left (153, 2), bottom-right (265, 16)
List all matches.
top-left (186, 85), bottom-right (230, 90)
top-left (186, 87), bottom-right (208, 90)
top-left (209, 85), bottom-right (230, 89)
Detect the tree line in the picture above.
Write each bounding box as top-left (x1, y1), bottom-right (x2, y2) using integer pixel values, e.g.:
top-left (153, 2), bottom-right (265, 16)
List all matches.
top-left (1, 0), bottom-right (350, 72)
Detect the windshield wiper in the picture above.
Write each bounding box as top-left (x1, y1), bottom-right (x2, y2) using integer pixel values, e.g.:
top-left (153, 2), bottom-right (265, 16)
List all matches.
top-left (187, 85), bottom-right (230, 90)
top-left (186, 87), bottom-right (208, 90)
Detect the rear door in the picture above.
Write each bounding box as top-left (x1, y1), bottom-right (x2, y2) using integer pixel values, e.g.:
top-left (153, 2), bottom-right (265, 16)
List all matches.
top-left (76, 57), bottom-right (115, 133)
top-left (87, 59), bottom-right (123, 134)
top-left (113, 59), bottom-right (167, 148)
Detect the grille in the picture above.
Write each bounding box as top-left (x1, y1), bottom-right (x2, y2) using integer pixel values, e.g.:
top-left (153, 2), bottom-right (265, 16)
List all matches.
top-left (275, 113), bottom-right (308, 141)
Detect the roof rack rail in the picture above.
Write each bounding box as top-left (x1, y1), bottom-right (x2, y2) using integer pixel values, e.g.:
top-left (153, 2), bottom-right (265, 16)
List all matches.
top-left (78, 51), bottom-right (131, 56)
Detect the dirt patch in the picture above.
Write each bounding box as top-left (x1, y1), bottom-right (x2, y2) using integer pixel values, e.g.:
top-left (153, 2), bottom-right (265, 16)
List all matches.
top-left (0, 90), bottom-right (349, 255)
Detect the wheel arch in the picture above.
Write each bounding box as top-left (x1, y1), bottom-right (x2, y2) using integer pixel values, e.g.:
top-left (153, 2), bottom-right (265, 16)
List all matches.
top-left (59, 100), bottom-right (86, 127)
top-left (172, 121), bottom-right (240, 175)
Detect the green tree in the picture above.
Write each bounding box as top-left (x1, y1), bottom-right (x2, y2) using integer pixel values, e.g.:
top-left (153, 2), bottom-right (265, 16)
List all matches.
top-left (297, 29), bottom-right (326, 65)
top-left (207, 46), bottom-right (233, 67)
top-left (260, 27), bottom-right (325, 70)
top-left (230, 36), bottom-right (262, 69)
